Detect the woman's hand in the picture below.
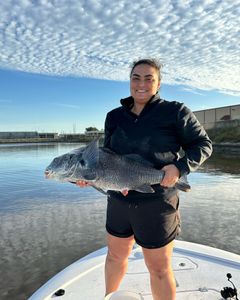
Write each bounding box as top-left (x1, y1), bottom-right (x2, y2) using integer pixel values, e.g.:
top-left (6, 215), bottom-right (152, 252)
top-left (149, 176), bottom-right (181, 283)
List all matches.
top-left (160, 164), bottom-right (180, 188)
top-left (75, 180), bottom-right (91, 187)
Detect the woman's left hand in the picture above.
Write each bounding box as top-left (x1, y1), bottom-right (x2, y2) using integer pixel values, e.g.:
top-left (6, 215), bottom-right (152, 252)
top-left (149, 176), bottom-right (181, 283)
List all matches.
top-left (160, 164), bottom-right (180, 188)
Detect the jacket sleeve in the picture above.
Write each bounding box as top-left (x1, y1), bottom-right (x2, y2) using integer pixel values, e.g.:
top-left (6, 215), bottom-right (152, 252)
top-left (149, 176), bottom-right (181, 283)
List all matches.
top-left (104, 111), bottom-right (117, 148)
top-left (173, 104), bottom-right (213, 176)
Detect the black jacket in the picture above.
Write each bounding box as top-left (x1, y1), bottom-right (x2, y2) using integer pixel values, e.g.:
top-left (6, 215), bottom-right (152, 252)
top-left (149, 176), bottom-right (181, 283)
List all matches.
top-left (104, 93), bottom-right (212, 177)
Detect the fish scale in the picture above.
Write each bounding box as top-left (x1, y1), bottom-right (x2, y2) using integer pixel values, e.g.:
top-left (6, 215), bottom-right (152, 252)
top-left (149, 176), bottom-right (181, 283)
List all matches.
top-left (95, 151), bottom-right (162, 191)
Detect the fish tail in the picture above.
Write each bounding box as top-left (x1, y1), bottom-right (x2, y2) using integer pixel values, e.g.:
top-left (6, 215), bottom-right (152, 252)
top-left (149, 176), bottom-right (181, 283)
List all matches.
top-left (175, 174), bottom-right (191, 192)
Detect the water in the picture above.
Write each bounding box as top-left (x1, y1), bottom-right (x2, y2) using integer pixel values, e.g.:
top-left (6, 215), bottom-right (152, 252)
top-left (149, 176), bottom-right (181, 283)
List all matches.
top-left (0, 143), bottom-right (239, 300)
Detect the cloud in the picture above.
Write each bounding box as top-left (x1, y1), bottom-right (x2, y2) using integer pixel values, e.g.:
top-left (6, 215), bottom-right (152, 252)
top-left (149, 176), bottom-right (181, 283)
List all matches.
top-left (181, 87), bottom-right (205, 96)
top-left (0, 0), bottom-right (239, 96)
top-left (51, 102), bottom-right (81, 110)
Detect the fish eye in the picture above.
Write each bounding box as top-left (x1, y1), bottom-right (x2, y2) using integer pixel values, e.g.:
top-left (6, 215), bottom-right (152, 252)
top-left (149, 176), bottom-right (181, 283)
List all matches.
top-left (79, 159), bottom-right (86, 166)
top-left (66, 154), bottom-right (75, 163)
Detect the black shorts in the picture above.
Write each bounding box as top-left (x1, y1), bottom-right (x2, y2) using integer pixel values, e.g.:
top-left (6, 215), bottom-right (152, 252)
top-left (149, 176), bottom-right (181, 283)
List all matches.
top-left (106, 191), bottom-right (181, 249)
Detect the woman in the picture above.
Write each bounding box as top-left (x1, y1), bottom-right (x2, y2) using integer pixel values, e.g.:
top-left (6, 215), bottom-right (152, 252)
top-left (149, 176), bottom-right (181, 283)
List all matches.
top-left (78, 58), bottom-right (212, 300)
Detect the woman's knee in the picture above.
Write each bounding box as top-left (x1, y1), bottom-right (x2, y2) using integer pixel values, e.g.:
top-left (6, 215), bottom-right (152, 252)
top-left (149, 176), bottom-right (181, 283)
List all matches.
top-left (142, 243), bottom-right (174, 278)
top-left (147, 263), bottom-right (173, 280)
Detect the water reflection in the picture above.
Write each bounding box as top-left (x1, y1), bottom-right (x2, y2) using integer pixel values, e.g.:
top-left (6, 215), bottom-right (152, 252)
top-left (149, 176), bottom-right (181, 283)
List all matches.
top-left (179, 171), bottom-right (240, 254)
top-left (0, 143), bottom-right (239, 300)
top-left (0, 196), bottom-right (107, 300)
top-left (199, 153), bottom-right (240, 175)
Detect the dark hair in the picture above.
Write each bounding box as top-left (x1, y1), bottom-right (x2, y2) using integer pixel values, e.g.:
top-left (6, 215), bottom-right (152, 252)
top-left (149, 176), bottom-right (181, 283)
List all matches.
top-left (130, 58), bottom-right (163, 80)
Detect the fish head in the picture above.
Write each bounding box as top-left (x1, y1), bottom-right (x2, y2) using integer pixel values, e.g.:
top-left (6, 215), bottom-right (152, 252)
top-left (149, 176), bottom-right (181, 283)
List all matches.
top-left (45, 147), bottom-right (85, 181)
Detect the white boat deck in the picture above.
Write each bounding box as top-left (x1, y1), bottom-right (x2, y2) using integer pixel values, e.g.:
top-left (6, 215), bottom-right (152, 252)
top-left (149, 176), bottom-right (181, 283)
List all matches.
top-left (29, 240), bottom-right (240, 300)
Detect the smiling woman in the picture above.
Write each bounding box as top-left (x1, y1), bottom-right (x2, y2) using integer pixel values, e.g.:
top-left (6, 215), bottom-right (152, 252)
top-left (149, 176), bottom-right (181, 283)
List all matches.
top-left (129, 59), bottom-right (162, 115)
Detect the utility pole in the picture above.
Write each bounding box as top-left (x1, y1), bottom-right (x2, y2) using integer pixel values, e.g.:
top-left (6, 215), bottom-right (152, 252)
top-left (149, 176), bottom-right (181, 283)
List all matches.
top-left (73, 123), bottom-right (76, 134)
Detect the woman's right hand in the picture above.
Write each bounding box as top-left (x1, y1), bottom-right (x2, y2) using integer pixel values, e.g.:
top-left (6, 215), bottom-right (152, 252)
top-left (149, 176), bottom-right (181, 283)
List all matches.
top-left (75, 180), bottom-right (91, 187)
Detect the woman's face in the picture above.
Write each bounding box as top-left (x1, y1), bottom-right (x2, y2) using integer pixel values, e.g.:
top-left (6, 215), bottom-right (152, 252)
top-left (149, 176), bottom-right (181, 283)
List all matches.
top-left (130, 64), bottom-right (160, 105)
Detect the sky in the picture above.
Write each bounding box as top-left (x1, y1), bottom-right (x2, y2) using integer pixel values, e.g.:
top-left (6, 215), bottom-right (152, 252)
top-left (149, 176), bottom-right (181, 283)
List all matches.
top-left (0, 0), bottom-right (239, 134)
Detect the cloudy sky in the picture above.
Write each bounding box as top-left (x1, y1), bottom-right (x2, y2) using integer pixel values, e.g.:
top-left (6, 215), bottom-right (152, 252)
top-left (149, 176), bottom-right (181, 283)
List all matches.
top-left (0, 0), bottom-right (239, 133)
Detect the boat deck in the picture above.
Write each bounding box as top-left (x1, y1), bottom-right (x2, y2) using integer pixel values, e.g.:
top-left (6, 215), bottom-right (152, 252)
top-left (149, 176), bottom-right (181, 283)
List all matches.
top-left (29, 240), bottom-right (240, 300)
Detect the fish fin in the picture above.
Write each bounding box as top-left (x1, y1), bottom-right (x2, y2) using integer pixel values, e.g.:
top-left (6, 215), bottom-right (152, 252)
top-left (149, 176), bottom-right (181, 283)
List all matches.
top-left (79, 167), bottom-right (97, 181)
top-left (135, 184), bottom-right (155, 193)
top-left (82, 139), bottom-right (99, 168)
top-left (92, 186), bottom-right (108, 195)
top-left (82, 173), bottom-right (97, 181)
top-left (124, 154), bottom-right (154, 167)
top-left (70, 146), bottom-right (85, 155)
top-left (102, 147), bottom-right (116, 155)
top-left (175, 175), bottom-right (191, 192)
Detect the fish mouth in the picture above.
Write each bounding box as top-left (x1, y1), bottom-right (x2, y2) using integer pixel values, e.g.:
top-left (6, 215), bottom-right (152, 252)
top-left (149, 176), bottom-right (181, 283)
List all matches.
top-left (45, 169), bottom-right (69, 181)
top-left (45, 170), bottom-right (54, 179)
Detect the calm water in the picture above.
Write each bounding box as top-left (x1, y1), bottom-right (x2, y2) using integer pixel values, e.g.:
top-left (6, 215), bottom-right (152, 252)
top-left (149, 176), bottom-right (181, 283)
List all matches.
top-left (0, 143), bottom-right (239, 300)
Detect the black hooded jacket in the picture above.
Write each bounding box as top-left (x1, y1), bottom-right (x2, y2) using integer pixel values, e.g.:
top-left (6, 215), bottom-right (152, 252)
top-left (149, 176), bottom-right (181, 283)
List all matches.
top-left (104, 93), bottom-right (212, 179)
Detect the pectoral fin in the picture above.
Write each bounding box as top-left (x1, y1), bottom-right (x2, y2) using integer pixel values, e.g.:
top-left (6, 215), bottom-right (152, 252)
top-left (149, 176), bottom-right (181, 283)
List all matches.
top-left (82, 139), bottom-right (100, 168)
top-left (92, 186), bottom-right (108, 195)
top-left (82, 173), bottom-right (97, 181)
top-left (81, 169), bottom-right (97, 181)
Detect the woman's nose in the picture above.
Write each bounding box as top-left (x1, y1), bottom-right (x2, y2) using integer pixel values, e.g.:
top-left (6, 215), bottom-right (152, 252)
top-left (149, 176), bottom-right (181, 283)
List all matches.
top-left (137, 80), bottom-right (146, 87)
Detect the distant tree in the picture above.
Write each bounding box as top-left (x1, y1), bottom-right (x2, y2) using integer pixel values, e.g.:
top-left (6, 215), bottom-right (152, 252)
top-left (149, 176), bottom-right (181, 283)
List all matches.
top-left (85, 127), bottom-right (99, 132)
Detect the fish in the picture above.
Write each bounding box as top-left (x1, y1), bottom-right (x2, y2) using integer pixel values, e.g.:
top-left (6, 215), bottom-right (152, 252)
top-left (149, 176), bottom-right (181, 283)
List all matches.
top-left (45, 139), bottom-right (191, 194)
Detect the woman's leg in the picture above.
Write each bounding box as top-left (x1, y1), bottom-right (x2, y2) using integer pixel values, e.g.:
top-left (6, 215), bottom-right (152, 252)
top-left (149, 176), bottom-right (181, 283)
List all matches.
top-left (142, 241), bottom-right (176, 300)
top-left (105, 233), bottom-right (135, 296)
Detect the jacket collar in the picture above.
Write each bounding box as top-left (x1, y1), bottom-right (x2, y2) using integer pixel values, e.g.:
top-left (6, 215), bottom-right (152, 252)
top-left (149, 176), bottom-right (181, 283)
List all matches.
top-left (120, 93), bottom-right (161, 109)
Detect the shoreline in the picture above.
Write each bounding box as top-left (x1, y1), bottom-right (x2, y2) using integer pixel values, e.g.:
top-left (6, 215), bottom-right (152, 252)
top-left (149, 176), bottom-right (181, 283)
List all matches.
top-left (1, 139), bottom-right (240, 156)
top-left (0, 137), bottom-right (95, 144)
top-left (212, 142), bottom-right (240, 156)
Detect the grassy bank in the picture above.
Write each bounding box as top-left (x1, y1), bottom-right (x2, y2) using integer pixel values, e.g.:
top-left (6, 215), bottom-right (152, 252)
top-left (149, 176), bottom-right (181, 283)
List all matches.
top-left (206, 126), bottom-right (240, 143)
